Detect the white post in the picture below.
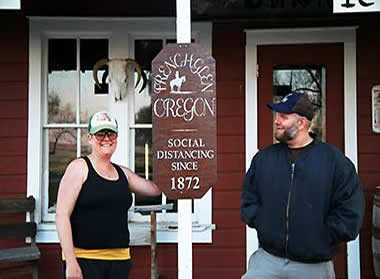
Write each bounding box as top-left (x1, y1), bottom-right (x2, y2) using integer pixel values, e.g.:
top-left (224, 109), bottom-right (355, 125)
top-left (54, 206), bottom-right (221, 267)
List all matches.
top-left (176, 1), bottom-right (192, 279)
top-left (176, 0), bottom-right (191, 44)
top-left (178, 199), bottom-right (192, 279)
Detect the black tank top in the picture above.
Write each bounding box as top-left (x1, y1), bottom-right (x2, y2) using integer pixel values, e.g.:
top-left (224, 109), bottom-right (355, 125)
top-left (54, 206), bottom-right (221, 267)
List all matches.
top-left (70, 157), bottom-right (133, 249)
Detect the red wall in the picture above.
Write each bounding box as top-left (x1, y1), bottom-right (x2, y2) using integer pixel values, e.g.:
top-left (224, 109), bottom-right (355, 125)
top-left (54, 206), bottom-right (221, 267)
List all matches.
top-left (0, 12), bottom-right (28, 199)
top-left (357, 16), bottom-right (380, 279)
top-left (0, 11), bottom-right (30, 279)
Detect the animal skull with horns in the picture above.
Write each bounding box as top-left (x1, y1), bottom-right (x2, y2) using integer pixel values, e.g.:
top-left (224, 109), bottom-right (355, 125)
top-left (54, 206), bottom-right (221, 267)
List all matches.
top-left (93, 58), bottom-right (147, 101)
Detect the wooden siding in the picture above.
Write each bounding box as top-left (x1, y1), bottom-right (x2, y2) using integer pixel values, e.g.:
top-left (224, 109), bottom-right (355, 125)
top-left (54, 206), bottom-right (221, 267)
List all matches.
top-left (357, 16), bottom-right (380, 279)
top-left (0, 12), bottom-right (30, 278)
top-left (212, 21), bottom-right (247, 277)
top-left (0, 12), bottom-right (28, 199)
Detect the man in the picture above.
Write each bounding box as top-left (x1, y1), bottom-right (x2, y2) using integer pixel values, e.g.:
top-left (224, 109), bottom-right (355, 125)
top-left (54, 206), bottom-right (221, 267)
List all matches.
top-left (240, 92), bottom-right (365, 279)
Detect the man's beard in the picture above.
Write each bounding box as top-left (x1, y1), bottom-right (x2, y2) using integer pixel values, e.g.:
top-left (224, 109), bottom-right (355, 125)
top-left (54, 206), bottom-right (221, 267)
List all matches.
top-left (275, 122), bottom-right (299, 143)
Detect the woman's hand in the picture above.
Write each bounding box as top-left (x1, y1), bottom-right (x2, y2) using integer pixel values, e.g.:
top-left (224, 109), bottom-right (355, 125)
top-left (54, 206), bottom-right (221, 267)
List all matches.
top-left (65, 259), bottom-right (83, 279)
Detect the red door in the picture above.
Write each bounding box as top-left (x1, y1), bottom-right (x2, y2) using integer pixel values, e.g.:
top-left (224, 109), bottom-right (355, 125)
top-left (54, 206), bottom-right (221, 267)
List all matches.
top-left (257, 43), bottom-right (346, 278)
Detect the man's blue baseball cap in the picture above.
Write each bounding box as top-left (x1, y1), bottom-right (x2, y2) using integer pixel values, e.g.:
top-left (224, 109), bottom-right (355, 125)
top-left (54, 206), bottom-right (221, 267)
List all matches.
top-left (267, 92), bottom-right (314, 121)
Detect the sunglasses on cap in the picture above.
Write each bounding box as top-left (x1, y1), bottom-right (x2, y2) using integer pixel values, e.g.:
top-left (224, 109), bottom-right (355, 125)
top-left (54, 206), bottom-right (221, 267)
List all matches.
top-left (93, 130), bottom-right (118, 141)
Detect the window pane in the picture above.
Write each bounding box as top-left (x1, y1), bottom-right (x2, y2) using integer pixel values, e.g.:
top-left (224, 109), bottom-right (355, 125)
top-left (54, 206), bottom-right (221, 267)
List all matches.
top-left (48, 128), bottom-right (77, 212)
top-left (135, 103), bottom-right (152, 124)
top-left (80, 39), bottom-right (110, 122)
top-left (273, 66), bottom-right (326, 141)
top-left (48, 39), bottom-right (77, 124)
top-left (134, 40), bottom-right (162, 124)
top-left (134, 128), bottom-right (161, 206)
top-left (81, 128), bottom-right (92, 157)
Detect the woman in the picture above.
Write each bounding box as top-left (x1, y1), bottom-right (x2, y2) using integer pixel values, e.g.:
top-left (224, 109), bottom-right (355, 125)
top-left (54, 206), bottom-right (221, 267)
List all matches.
top-left (56, 111), bottom-right (161, 279)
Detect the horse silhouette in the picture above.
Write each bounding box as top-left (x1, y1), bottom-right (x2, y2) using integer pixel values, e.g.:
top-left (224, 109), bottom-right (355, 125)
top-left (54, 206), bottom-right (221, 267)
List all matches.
top-left (170, 71), bottom-right (186, 93)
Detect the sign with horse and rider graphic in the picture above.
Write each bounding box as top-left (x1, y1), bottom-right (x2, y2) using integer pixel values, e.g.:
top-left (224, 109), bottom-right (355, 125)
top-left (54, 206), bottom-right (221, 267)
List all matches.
top-left (151, 43), bottom-right (217, 199)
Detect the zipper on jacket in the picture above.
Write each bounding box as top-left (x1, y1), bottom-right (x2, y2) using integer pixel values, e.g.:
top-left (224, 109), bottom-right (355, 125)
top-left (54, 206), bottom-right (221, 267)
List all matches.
top-left (285, 163), bottom-right (295, 257)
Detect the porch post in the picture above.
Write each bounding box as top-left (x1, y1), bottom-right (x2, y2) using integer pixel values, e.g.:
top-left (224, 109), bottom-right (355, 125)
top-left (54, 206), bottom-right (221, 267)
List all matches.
top-left (176, 2), bottom-right (192, 279)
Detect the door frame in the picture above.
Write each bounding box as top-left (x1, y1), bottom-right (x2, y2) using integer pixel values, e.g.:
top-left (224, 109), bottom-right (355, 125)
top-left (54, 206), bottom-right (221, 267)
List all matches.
top-left (244, 27), bottom-right (359, 278)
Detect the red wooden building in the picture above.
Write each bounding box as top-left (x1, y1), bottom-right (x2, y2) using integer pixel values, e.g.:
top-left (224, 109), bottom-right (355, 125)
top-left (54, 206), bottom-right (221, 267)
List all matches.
top-left (0, 1), bottom-right (379, 278)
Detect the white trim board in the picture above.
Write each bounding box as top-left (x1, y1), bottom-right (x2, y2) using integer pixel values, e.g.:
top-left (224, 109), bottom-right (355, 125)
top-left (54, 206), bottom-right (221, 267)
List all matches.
top-left (245, 27), bottom-right (359, 278)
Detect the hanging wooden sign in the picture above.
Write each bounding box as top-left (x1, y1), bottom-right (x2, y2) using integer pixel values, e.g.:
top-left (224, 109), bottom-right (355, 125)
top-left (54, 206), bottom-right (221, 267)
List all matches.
top-left (151, 43), bottom-right (217, 199)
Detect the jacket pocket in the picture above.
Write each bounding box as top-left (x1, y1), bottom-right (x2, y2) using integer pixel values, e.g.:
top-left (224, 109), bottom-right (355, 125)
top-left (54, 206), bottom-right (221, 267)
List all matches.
top-left (288, 221), bottom-right (333, 261)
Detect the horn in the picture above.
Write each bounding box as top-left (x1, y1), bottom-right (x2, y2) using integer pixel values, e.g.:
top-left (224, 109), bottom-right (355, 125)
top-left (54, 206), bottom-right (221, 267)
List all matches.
top-left (93, 59), bottom-right (109, 89)
top-left (101, 68), bottom-right (108, 84)
top-left (125, 59), bottom-right (147, 93)
top-left (140, 70), bottom-right (147, 94)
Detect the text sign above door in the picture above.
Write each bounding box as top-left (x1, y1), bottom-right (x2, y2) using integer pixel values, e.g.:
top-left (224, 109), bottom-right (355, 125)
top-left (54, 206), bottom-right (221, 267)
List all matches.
top-left (333, 0), bottom-right (380, 13)
top-left (152, 44), bottom-right (217, 199)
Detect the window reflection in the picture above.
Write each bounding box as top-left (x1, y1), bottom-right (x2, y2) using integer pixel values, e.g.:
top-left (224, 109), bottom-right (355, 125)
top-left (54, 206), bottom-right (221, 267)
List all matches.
top-left (134, 40), bottom-right (162, 209)
top-left (134, 128), bottom-right (161, 207)
top-left (134, 40), bottom-right (162, 124)
top-left (48, 39), bottom-right (77, 124)
top-left (46, 39), bottom-right (109, 214)
top-left (48, 128), bottom-right (77, 211)
top-left (81, 128), bottom-right (92, 157)
top-left (80, 39), bottom-right (109, 122)
top-left (273, 66), bottom-right (326, 141)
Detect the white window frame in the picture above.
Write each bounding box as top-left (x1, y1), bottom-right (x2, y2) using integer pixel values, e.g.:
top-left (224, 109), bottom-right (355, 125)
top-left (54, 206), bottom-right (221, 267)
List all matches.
top-left (27, 17), bottom-right (213, 244)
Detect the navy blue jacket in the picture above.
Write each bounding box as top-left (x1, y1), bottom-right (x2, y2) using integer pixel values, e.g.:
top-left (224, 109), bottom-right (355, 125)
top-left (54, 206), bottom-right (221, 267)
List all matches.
top-left (241, 140), bottom-right (365, 263)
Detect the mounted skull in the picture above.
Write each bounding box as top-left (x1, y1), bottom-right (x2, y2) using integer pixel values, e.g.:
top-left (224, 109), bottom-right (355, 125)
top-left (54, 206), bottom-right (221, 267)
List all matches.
top-left (93, 58), bottom-right (147, 101)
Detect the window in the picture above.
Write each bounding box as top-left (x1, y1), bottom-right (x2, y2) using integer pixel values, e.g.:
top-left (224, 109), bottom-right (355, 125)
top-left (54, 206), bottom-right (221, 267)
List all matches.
top-left (44, 38), bottom-right (109, 222)
top-left (272, 65), bottom-right (326, 141)
top-left (28, 18), bottom-right (213, 243)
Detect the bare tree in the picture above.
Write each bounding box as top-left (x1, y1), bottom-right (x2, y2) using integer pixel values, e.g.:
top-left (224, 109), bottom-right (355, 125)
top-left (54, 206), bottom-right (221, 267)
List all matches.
top-left (48, 92), bottom-right (77, 154)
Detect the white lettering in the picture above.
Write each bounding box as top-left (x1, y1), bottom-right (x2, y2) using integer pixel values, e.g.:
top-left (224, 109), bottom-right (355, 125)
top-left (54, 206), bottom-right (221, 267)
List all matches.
top-left (171, 161), bottom-right (199, 171)
top-left (167, 138), bottom-right (206, 148)
top-left (153, 52), bottom-right (214, 95)
top-left (153, 98), bottom-right (165, 118)
top-left (153, 97), bottom-right (216, 122)
top-left (171, 176), bottom-right (200, 191)
top-left (155, 149), bottom-right (215, 160)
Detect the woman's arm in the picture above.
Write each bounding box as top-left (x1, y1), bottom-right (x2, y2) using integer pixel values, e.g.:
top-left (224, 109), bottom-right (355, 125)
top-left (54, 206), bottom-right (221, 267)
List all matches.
top-left (120, 166), bottom-right (162, 196)
top-left (56, 159), bottom-right (87, 279)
